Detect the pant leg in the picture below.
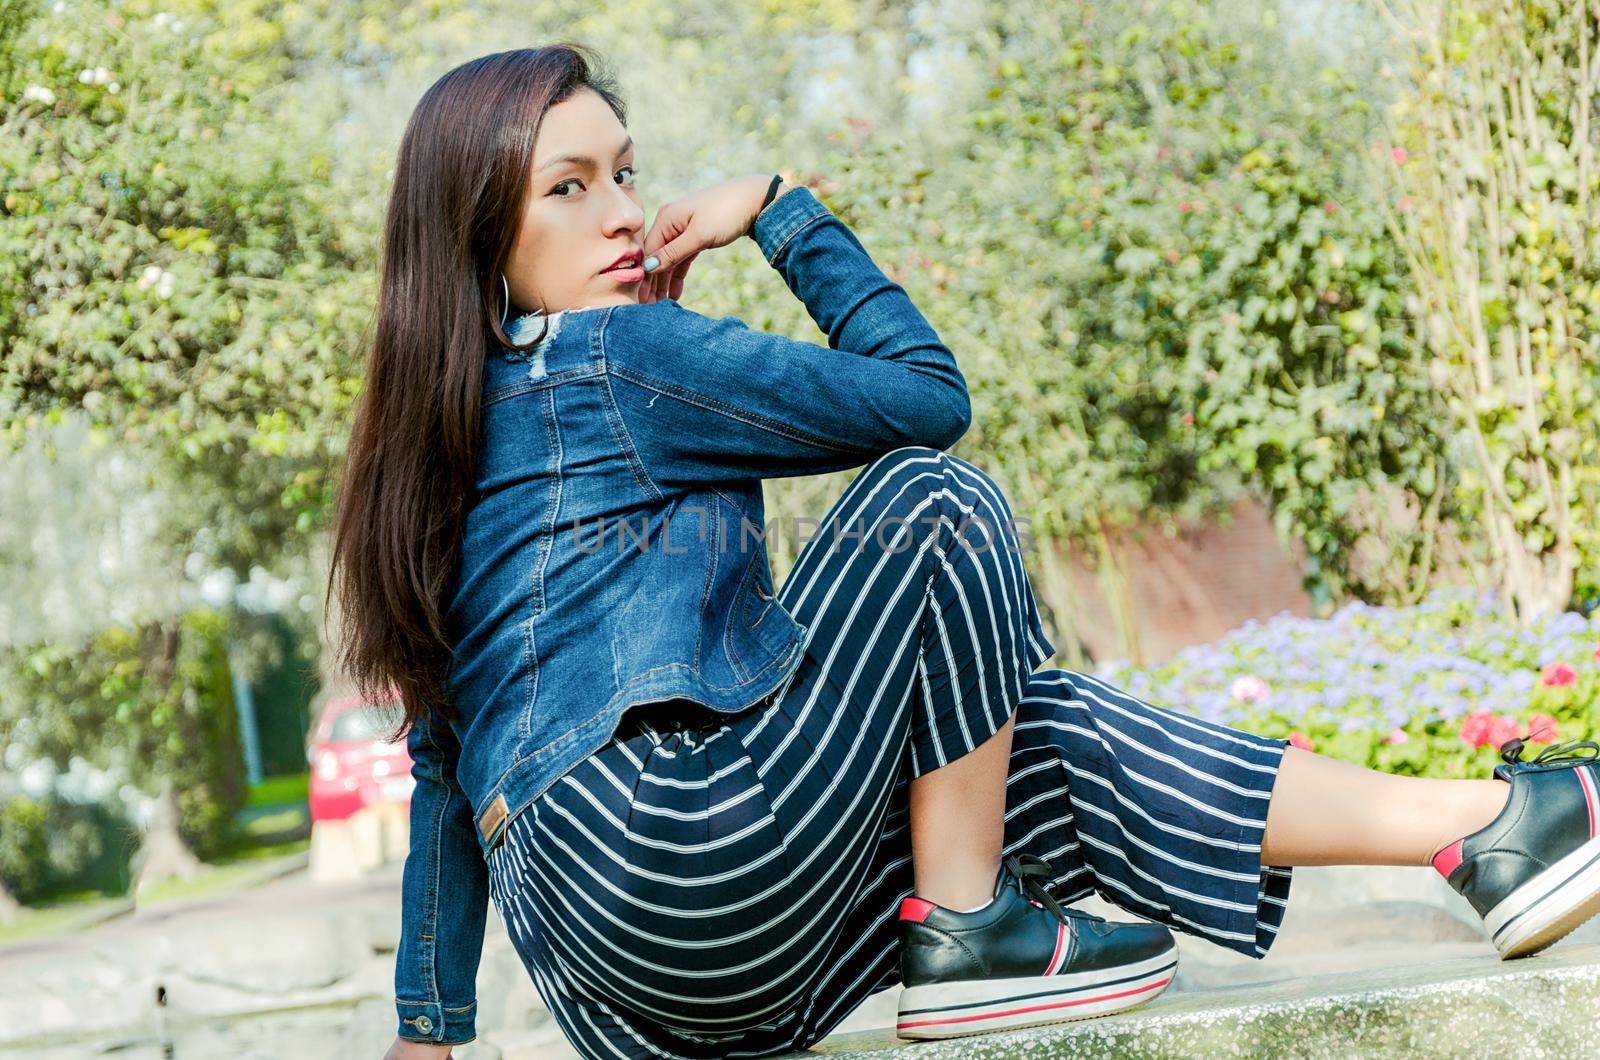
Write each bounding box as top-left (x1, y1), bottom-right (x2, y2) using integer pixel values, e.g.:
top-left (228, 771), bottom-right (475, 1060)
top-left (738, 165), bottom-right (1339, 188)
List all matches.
top-left (999, 667), bottom-right (1294, 958)
top-left (777, 668), bottom-right (1293, 1047)
top-left (757, 443), bottom-right (1057, 779)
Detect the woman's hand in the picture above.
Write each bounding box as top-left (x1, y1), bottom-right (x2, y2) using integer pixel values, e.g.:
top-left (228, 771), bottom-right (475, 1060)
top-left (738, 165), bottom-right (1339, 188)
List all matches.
top-left (639, 172), bottom-right (789, 304)
top-left (382, 1035), bottom-right (455, 1059)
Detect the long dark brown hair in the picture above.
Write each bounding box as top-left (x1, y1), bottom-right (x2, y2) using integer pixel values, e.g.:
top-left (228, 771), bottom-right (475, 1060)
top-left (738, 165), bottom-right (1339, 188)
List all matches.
top-left (326, 45), bottom-right (627, 743)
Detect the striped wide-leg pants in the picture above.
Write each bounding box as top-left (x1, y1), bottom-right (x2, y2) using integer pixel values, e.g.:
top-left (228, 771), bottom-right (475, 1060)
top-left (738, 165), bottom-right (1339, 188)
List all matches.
top-left (485, 446), bottom-right (1294, 1059)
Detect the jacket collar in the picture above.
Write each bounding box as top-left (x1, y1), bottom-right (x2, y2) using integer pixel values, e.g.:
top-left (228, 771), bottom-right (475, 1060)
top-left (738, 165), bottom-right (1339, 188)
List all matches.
top-left (505, 303), bottom-right (614, 347)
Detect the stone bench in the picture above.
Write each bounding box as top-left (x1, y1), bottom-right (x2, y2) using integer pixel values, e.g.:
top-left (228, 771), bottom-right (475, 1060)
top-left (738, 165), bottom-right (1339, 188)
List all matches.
top-left (786, 943), bottom-right (1600, 1056)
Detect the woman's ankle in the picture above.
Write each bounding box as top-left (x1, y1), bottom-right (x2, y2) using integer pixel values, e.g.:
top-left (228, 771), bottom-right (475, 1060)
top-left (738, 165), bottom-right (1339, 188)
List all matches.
top-left (915, 860), bottom-right (1002, 912)
top-left (1425, 779), bottom-right (1511, 865)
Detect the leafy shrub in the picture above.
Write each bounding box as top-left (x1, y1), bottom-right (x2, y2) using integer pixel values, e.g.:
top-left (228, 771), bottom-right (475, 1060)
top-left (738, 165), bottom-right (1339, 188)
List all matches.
top-left (0, 607), bottom-right (246, 860)
top-left (0, 794), bottom-right (135, 903)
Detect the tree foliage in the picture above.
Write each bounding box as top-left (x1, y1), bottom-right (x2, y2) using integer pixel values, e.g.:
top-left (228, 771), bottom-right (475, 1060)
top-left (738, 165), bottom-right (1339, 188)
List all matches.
top-left (0, 0), bottom-right (1596, 886)
top-left (0, 606), bottom-right (244, 857)
top-left (1371, 0), bottom-right (1600, 622)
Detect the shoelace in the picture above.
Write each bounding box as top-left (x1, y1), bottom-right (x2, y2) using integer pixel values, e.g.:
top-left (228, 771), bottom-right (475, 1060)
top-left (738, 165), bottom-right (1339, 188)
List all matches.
top-left (1499, 737), bottom-right (1600, 769)
top-left (1001, 853), bottom-right (1107, 927)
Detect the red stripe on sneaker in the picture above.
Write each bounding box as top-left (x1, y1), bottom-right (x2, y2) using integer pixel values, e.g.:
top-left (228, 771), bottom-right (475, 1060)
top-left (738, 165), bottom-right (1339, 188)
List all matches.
top-left (1043, 922), bottom-right (1068, 975)
top-left (900, 897), bottom-right (938, 922)
top-left (1432, 838), bottom-right (1465, 879)
top-left (1577, 766), bottom-right (1599, 839)
top-left (896, 976), bottom-right (1172, 1030)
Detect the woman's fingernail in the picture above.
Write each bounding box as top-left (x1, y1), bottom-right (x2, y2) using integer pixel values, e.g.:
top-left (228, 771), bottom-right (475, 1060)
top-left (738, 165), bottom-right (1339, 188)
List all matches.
top-left (643, 256), bottom-right (659, 272)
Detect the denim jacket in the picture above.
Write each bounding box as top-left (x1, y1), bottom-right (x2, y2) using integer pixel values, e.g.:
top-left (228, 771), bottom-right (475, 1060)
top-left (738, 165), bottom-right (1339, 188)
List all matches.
top-left (393, 183), bottom-right (972, 1045)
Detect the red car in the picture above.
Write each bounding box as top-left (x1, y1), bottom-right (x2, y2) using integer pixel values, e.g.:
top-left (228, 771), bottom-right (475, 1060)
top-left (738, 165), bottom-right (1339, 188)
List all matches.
top-left (307, 692), bottom-right (415, 823)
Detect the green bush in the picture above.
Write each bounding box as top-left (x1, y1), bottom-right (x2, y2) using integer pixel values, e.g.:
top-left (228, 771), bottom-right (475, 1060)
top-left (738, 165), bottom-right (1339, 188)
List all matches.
top-left (0, 607), bottom-right (246, 860)
top-left (0, 794), bottom-right (135, 903)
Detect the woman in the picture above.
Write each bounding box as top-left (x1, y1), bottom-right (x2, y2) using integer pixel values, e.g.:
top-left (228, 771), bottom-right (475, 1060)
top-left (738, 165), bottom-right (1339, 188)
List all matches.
top-left (327, 44), bottom-right (1600, 1060)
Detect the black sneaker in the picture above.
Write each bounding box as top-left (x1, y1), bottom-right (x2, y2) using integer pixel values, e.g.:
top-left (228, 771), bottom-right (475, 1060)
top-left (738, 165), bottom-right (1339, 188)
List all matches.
top-left (1431, 737), bottom-right (1600, 959)
top-left (895, 853), bottom-right (1178, 1040)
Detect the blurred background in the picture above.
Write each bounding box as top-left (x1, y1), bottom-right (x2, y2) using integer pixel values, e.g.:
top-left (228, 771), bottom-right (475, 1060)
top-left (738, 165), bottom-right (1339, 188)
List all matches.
top-left (1, 0), bottom-right (1597, 1055)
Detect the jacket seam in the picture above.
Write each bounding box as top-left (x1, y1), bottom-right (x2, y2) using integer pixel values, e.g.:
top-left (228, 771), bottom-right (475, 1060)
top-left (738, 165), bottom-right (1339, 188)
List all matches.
top-left (696, 497), bottom-right (718, 671)
top-left (765, 209), bottom-right (829, 263)
top-left (717, 487), bottom-right (776, 600)
top-left (724, 543), bottom-right (751, 682)
top-left (483, 366), bottom-right (602, 406)
top-left (419, 717), bottom-right (449, 1010)
top-left (608, 363), bottom-right (864, 455)
top-left (479, 643), bottom-right (804, 814)
top-left (618, 650), bottom-right (789, 689)
top-left (593, 313), bottom-right (663, 501)
top-left (473, 698), bottom-right (618, 830)
top-left (595, 373), bottom-right (661, 501)
top-left (723, 530), bottom-right (771, 680)
top-left (522, 385), bottom-right (562, 740)
top-left (395, 996), bottom-right (476, 1009)
top-left (483, 643), bottom-right (805, 850)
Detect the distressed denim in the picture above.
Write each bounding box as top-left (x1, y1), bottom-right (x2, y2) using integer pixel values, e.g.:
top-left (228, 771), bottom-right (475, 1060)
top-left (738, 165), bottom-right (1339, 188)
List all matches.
top-left (394, 183), bottom-right (971, 1045)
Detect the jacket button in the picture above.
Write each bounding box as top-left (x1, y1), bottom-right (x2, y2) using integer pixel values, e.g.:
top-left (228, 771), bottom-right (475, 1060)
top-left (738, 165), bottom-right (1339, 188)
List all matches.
top-left (415, 1015), bottom-right (434, 1034)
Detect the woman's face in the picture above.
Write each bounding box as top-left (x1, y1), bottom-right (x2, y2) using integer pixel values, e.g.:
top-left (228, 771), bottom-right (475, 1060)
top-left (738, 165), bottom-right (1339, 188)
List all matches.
top-left (504, 87), bottom-right (646, 316)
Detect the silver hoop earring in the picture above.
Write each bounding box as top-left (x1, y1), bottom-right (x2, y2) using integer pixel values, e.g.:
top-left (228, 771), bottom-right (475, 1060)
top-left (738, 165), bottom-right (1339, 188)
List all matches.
top-left (500, 273), bottom-right (511, 326)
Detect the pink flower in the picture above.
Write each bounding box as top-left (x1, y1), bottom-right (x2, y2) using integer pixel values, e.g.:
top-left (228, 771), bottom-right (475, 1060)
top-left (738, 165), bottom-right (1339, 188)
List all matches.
top-left (1527, 713), bottom-right (1561, 742)
top-left (1384, 728), bottom-right (1409, 744)
top-left (1324, 200), bottom-right (1339, 215)
top-left (1461, 710), bottom-right (1523, 750)
top-left (1593, 642), bottom-right (1599, 663)
top-left (1287, 730), bottom-right (1315, 751)
top-left (1459, 709), bottom-right (1496, 748)
top-left (1487, 714), bottom-right (1522, 750)
top-left (1230, 675), bottom-right (1271, 704)
top-left (1391, 146), bottom-right (1409, 165)
top-left (1397, 195), bottom-right (1413, 212)
top-left (1540, 661), bottom-right (1578, 687)
top-left (1181, 412), bottom-right (1195, 426)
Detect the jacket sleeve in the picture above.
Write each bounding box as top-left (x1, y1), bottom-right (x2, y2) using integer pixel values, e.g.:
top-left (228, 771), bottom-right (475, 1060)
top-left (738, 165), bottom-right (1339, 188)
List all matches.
top-left (602, 183), bottom-right (972, 489)
top-left (393, 701), bottom-right (488, 1046)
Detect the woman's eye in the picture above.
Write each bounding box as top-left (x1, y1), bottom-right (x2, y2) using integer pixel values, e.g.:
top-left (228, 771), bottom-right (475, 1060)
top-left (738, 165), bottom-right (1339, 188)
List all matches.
top-left (552, 166), bottom-right (636, 197)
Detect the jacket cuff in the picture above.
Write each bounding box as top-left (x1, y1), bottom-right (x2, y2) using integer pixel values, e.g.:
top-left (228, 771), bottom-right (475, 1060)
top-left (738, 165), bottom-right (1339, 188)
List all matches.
top-left (395, 997), bottom-right (477, 1046)
top-left (750, 183), bottom-right (831, 265)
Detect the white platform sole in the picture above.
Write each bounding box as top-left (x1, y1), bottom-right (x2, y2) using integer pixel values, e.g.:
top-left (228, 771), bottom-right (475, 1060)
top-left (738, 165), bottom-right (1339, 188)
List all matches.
top-left (895, 946), bottom-right (1178, 1040)
top-left (1484, 834), bottom-right (1600, 959)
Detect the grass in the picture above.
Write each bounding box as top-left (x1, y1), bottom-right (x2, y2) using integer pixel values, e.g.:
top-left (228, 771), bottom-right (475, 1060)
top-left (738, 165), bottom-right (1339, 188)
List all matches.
top-left (0, 889), bottom-right (131, 946)
top-left (0, 835), bottom-right (313, 947)
top-left (245, 771), bottom-right (310, 807)
top-left (136, 835), bottom-right (310, 907)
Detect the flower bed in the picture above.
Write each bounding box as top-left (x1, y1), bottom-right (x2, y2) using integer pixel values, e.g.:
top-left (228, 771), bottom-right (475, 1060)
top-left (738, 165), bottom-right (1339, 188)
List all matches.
top-left (1092, 586), bottom-right (1600, 779)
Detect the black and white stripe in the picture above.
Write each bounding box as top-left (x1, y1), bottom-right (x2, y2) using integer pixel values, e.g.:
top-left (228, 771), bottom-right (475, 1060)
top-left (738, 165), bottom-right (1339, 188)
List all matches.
top-left (483, 447), bottom-right (1294, 1058)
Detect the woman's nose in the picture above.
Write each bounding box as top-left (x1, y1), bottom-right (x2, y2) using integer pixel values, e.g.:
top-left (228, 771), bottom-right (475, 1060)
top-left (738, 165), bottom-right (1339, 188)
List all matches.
top-left (605, 187), bottom-right (644, 232)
